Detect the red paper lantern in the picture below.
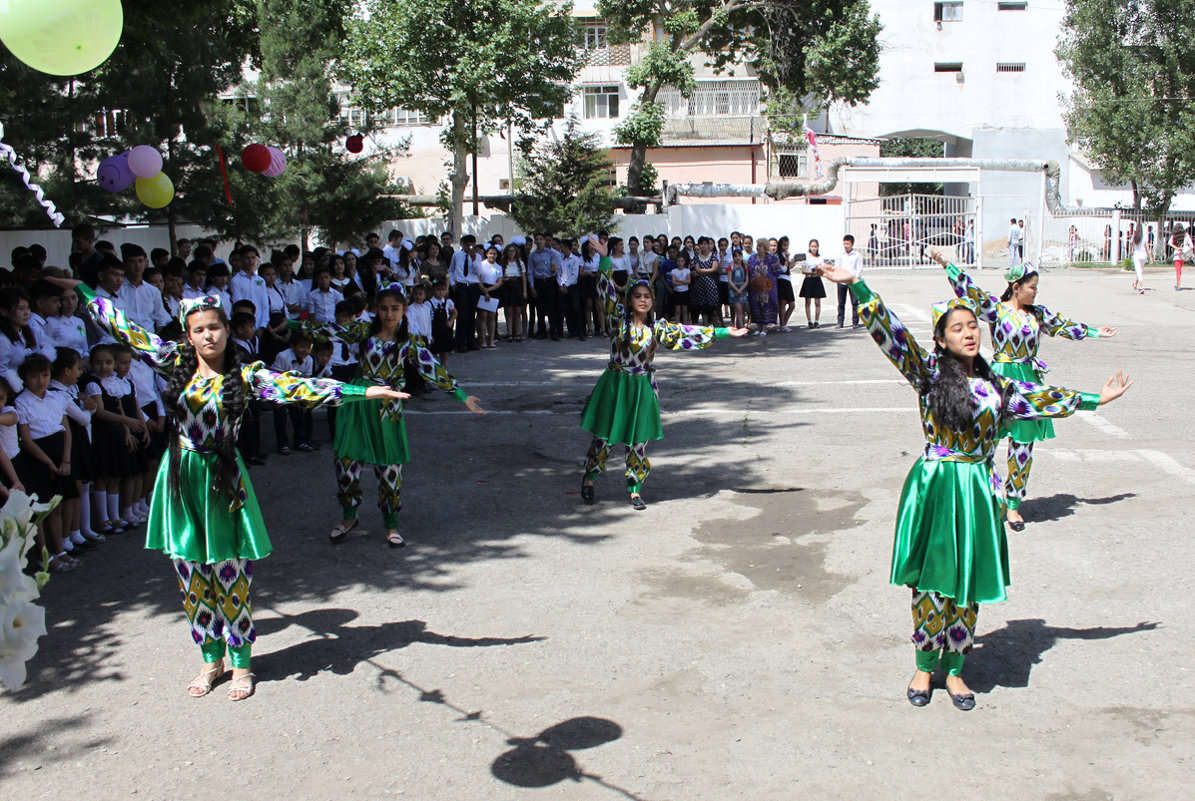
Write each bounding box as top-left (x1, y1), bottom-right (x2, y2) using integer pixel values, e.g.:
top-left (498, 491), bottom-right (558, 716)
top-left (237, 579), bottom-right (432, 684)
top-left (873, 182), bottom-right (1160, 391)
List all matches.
top-left (241, 144), bottom-right (271, 173)
top-left (346, 134), bottom-right (364, 154)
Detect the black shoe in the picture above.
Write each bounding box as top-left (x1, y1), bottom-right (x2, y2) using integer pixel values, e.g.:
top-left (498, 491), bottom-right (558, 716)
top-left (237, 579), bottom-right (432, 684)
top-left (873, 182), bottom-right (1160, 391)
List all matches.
top-left (629, 494), bottom-right (647, 511)
top-left (468, 343), bottom-right (481, 351)
top-left (296, 442), bottom-right (314, 452)
top-left (247, 456), bottom-right (266, 467)
top-left (947, 689), bottom-right (976, 711)
top-left (1007, 519), bottom-right (1026, 532)
top-left (551, 335), bottom-right (561, 341)
top-left (278, 446), bottom-right (291, 456)
top-left (907, 686), bottom-right (931, 707)
top-left (387, 530), bottom-right (406, 549)
top-left (579, 335), bottom-right (587, 341)
top-left (580, 482), bottom-right (595, 505)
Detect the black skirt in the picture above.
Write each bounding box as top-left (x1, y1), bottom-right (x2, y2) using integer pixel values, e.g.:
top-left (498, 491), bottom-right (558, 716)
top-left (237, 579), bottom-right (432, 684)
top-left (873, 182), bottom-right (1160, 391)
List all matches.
top-left (777, 278), bottom-right (795, 303)
top-left (799, 275), bottom-right (827, 299)
top-left (579, 274), bottom-right (599, 300)
top-left (121, 395), bottom-right (150, 474)
top-left (502, 279), bottom-right (525, 306)
top-left (25, 432), bottom-right (79, 502)
top-left (67, 418), bottom-right (94, 483)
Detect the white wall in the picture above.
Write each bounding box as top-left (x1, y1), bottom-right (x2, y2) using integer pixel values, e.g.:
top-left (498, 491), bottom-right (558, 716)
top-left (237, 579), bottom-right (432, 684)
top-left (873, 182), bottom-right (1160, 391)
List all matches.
top-left (0, 223), bottom-right (215, 270)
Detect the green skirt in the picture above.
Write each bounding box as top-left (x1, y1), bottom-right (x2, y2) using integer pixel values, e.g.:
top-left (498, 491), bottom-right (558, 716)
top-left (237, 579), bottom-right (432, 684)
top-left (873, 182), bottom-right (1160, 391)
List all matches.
top-left (333, 377), bottom-right (409, 465)
top-left (580, 369), bottom-right (664, 446)
top-left (890, 458), bottom-right (1009, 606)
top-left (146, 450), bottom-right (271, 564)
top-left (992, 360), bottom-right (1055, 443)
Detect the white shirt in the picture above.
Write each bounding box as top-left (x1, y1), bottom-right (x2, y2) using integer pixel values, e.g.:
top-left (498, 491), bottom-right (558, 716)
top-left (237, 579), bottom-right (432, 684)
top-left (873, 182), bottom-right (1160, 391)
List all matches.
top-left (129, 358), bottom-right (164, 416)
top-left (15, 390), bottom-right (69, 440)
top-left (271, 348), bottom-right (313, 377)
top-left (558, 255), bottom-right (581, 288)
top-left (305, 288), bottom-right (344, 324)
top-left (0, 330), bottom-right (53, 392)
top-left (276, 277), bottom-right (308, 319)
top-left (1009, 224), bottom-right (1022, 245)
top-left (163, 294), bottom-right (182, 321)
top-left (406, 301), bottom-right (433, 338)
top-left (382, 244), bottom-right (401, 270)
top-left (117, 279), bottom-right (171, 332)
top-left (671, 267), bottom-right (691, 292)
top-left (86, 374), bottom-right (135, 401)
top-left (449, 250), bottom-right (480, 285)
top-left (638, 250), bottom-right (658, 277)
top-left (49, 379), bottom-right (91, 429)
top-left (476, 261), bottom-right (503, 290)
top-left (29, 314), bottom-right (48, 352)
top-left (718, 252), bottom-right (732, 281)
top-left (44, 315), bottom-right (89, 358)
top-left (264, 285), bottom-right (287, 316)
top-left (328, 334), bottom-right (358, 367)
top-left (0, 406), bottom-right (18, 459)
top-left (840, 250), bottom-right (864, 279)
top-left (609, 254), bottom-right (630, 274)
top-left (230, 270), bottom-right (271, 329)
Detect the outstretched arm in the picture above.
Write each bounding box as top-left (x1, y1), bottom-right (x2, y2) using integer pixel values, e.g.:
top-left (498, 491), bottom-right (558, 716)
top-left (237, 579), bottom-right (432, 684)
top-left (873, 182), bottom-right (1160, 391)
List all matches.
top-left (243, 363), bottom-right (408, 408)
top-left (592, 237), bottom-right (623, 322)
top-left (1035, 305), bottom-right (1116, 340)
top-left (931, 247), bottom-right (999, 324)
top-left (1004, 371), bottom-right (1131, 420)
top-left (407, 337), bottom-right (485, 413)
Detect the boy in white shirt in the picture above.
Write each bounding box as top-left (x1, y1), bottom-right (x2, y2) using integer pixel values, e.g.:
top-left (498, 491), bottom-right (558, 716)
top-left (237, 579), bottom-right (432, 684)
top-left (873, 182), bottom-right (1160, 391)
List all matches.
top-left (270, 335), bottom-right (315, 454)
top-left (836, 234), bottom-right (864, 328)
top-left (305, 267), bottom-right (344, 324)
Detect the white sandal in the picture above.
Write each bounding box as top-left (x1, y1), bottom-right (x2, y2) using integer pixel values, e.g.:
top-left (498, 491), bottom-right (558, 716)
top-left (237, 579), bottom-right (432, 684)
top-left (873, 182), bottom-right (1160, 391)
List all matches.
top-left (227, 671), bottom-right (255, 701)
top-left (188, 662), bottom-right (224, 698)
top-left (329, 517), bottom-right (359, 543)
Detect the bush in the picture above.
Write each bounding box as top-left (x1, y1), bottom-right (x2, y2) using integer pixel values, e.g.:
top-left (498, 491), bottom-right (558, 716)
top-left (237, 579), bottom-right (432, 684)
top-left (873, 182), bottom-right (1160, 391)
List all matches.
top-left (1119, 257), bottom-right (1134, 271)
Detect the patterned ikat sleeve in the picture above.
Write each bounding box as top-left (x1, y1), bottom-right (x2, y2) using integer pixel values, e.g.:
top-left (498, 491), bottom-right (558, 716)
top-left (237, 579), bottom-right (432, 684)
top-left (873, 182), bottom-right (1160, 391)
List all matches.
top-left (242, 362), bottom-right (368, 408)
top-left (76, 284), bottom-right (178, 376)
top-left (1035, 305), bottom-right (1098, 340)
top-left (407, 336), bottom-right (468, 402)
top-left (849, 280), bottom-right (933, 387)
top-left (1003, 378), bottom-right (1101, 419)
top-left (598, 256), bottom-right (624, 321)
top-left (297, 317), bottom-right (371, 345)
top-left (945, 263), bottom-right (1000, 325)
top-left (653, 321), bottom-right (725, 351)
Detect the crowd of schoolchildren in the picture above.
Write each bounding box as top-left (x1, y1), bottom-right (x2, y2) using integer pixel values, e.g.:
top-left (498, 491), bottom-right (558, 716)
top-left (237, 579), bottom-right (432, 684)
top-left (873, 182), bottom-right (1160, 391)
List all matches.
top-left (0, 224), bottom-right (864, 573)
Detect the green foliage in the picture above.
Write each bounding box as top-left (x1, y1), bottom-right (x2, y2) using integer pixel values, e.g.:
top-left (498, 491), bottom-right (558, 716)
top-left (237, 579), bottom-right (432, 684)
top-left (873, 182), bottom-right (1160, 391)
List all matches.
top-left (637, 162), bottom-right (659, 195)
top-left (614, 100), bottom-right (666, 148)
top-left (509, 117), bottom-right (617, 239)
top-left (624, 42), bottom-right (696, 94)
top-left (878, 137), bottom-right (944, 196)
top-left (1057, 0), bottom-right (1195, 218)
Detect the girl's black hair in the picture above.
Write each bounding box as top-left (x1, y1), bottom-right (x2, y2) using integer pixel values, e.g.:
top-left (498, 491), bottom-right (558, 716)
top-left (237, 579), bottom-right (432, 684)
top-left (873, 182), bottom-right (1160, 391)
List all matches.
top-left (0, 287), bottom-right (35, 349)
top-left (618, 282), bottom-right (659, 364)
top-left (164, 306), bottom-right (245, 506)
top-left (18, 353), bottom-right (51, 380)
top-left (1000, 269), bottom-right (1038, 303)
top-left (921, 306), bottom-right (1013, 432)
top-left (52, 347), bottom-right (82, 374)
top-left (367, 287), bottom-right (410, 342)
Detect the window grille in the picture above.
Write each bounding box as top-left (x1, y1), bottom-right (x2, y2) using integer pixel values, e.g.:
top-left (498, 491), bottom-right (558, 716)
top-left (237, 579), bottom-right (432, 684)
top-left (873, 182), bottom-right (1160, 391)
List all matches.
top-left (658, 80), bottom-right (761, 118)
top-left (996, 62), bottom-right (1026, 73)
top-left (583, 85), bottom-right (620, 119)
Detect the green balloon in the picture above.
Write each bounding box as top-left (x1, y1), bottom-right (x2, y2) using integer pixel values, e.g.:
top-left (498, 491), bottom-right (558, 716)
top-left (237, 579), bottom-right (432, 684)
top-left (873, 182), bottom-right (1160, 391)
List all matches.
top-left (135, 173), bottom-right (174, 209)
top-left (0, 0), bottom-right (123, 77)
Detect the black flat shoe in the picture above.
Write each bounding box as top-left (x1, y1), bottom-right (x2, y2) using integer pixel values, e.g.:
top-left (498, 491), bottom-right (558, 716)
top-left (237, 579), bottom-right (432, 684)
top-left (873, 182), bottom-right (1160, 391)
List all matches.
top-left (629, 494), bottom-right (647, 511)
top-left (907, 686), bottom-right (931, 707)
top-left (581, 483), bottom-right (595, 505)
top-left (947, 689), bottom-right (976, 711)
top-left (1007, 519), bottom-right (1026, 532)
top-left (387, 530), bottom-right (406, 549)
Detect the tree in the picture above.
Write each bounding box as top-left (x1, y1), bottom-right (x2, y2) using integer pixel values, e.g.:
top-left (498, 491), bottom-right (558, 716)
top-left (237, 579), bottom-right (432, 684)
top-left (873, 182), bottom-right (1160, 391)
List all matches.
top-left (598, 0), bottom-right (882, 195)
top-left (508, 117), bottom-right (617, 238)
top-left (341, 0), bottom-right (582, 236)
top-left (879, 137), bottom-right (944, 196)
top-left (1057, 0), bottom-right (1195, 231)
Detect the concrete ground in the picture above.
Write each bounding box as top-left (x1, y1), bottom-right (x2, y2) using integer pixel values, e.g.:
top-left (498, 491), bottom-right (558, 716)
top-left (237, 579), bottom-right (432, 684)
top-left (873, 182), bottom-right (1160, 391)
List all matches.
top-left (3, 266), bottom-right (1192, 800)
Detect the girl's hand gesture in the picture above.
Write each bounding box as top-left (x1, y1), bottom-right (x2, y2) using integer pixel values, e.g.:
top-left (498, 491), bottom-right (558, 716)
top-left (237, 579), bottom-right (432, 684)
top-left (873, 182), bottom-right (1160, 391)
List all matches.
top-left (363, 386), bottom-right (410, 401)
top-left (930, 247), bottom-right (950, 267)
top-left (589, 235), bottom-right (608, 258)
top-left (726, 327), bottom-right (750, 338)
top-left (56, 460), bottom-right (70, 477)
top-left (126, 418), bottom-right (148, 435)
top-left (43, 275), bottom-right (82, 291)
top-left (818, 264), bottom-right (858, 285)
top-left (1097, 326), bottom-right (1118, 337)
top-left (1098, 371), bottom-right (1133, 405)
top-left (464, 395), bottom-right (486, 414)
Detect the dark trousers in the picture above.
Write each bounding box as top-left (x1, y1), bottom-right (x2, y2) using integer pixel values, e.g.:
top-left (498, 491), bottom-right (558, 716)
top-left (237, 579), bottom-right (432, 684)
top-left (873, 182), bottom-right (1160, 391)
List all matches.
top-left (560, 285), bottom-right (583, 338)
top-left (452, 283), bottom-right (481, 350)
top-left (274, 404), bottom-right (312, 449)
top-left (534, 277), bottom-right (563, 338)
top-left (836, 283), bottom-right (859, 326)
top-left (237, 402), bottom-right (265, 459)
top-left (327, 364), bottom-right (357, 438)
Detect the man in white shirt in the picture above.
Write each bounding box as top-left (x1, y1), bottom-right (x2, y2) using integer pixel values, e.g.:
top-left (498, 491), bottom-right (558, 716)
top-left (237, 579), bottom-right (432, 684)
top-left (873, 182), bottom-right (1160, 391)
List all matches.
top-left (837, 234), bottom-right (864, 328)
top-left (1008, 218), bottom-right (1022, 267)
top-left (305, 268), bottom-right (344, 324)
top-left (449, 235), bottom-right (480, 351)
top-left (557, 238), bottom-right (584, 341)
top-left (381, 229), bottom-right (403, 275)
top-left (230, 245), bottom-right (272, 330)
top-left (116, 244), bottom-right (171, 332)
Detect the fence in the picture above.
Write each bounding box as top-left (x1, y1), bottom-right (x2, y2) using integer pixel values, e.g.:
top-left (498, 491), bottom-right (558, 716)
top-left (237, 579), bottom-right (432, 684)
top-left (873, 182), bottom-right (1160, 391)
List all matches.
top-left (845, 193), bottom-right (978, 268)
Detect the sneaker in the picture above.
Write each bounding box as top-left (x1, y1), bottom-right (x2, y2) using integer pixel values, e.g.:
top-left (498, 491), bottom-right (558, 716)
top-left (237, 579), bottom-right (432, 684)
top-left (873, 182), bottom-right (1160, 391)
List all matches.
top-left (296, 442), bottom-right (314, 452)
top-left (779, 326), bottom-right (791, 332)
top-left (278, 446), bottom-right (291, 456)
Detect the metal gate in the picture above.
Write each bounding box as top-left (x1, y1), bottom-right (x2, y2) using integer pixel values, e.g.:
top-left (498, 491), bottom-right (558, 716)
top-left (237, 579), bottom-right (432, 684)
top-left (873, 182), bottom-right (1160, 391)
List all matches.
top-left (845, 193), bottom-right (977, 269)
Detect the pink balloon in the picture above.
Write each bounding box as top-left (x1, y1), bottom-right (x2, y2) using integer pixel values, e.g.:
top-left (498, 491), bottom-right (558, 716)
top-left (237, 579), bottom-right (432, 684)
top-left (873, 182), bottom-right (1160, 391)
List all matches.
top-left (262, 146), bottom-right (287, 178)
top-left (127, 145), bottom-right (163, 178)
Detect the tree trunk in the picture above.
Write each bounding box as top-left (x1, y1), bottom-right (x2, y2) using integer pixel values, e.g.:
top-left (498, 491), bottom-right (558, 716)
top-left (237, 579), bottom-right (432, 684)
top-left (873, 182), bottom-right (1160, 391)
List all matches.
top-left (449, 108), bottom-right (470, 236)
top-left (165, 139), bottom-right (178, 254)
top-left (626, 81), bottom-right (662, 197)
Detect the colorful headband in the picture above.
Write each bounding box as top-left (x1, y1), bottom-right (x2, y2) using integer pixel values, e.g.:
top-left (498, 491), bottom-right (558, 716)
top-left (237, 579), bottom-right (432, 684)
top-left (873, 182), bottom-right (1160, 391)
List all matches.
top-left (1004, 261), bottom-right (1037, 284)
top-left (931, 297), bottom-right (979, 328)
top-left (178, 294), bottom-right (223, 323)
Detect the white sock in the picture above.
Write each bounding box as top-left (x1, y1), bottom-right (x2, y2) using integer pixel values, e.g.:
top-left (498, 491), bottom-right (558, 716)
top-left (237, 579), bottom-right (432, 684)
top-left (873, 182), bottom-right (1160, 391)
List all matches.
top-left (136, 500), bottom-right (149, 516)
top-left (80, 487), bottom-right (95, 535)
top-left (120, 506), bottom-right (134, 522)
top-left (62, 539), bottom-right (75, 552)
top-left (107, 494), bottom-right (120, 523)
top-left (70, 530), bottom-right (84, 545)
top-left (92, 490), bottom-right (109, 525)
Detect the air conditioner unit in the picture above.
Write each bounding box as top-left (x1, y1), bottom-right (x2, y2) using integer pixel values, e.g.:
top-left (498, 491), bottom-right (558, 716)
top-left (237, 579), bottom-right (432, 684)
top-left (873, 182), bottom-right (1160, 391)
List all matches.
top-left (956, 71), bottom-right (965, 84)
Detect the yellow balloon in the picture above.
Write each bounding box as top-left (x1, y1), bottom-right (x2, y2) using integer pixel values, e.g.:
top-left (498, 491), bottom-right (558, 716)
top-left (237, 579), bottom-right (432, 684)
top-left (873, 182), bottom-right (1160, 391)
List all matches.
top-left (0, 0), bottom-right (124, 77)
top-left (135, 173), bottom-right (174, 209)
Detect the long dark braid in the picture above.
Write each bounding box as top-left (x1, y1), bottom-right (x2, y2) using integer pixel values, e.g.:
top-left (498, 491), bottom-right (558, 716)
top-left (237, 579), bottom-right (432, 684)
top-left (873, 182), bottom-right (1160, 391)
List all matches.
top-left (921, 308), bottom-right (1015, 432)
top-left (164, 316), bottom-right (246, 504)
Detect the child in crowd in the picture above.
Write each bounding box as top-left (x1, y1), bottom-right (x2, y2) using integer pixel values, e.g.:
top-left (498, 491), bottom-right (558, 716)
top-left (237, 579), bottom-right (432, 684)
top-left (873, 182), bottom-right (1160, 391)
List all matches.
top-left (306, 267), bottom-right (344, 324)
top-left (28, 280), bottom-right (60, 349)
top-left (205, 263), bottom-right (233, 315)
top-left (428, 279), bottom-right (456, 366)
top-left (325, 302), bottom-right (361, 439)
top-left (671, 252), bottom-right (692, 324)
top-left (231, 311), bottom-right (270, 466)
top-left (45, 284), bottom-right (89, 357)
top-left (271, 333), bottom-right (315, 454)
top-left (85, 343), bottom-right (146, 533)
top-left (50, 348), bottom-right (101, 546)
top-left (16, 354), bottom-right (78, 571)
top-left (0, 379), bottom-right (25, 501)
top-left (112, 345), bottom-right (153, 524)
top-left (727, 249), bottom-right (749, 329)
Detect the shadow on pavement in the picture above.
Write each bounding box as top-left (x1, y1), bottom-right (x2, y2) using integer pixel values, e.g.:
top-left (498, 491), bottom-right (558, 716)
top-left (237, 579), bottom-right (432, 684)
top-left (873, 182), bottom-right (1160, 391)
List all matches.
top-left (967, 618), bottom-right (1161, 693)
top-left (1026, 492), bottom-right (1137, 523)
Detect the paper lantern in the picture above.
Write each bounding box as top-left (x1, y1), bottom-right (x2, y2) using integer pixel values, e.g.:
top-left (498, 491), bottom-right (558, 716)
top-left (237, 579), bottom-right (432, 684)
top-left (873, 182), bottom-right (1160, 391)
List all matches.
top-left (135, 172), bottom-right (174, 209)
top-left (0, 0), bottom-right (124, 77)
top-left (346, 134), bottom-right (364, 154)
top-left (262, 146), bottom-right (287, 178)
top-left (241, 144), bottom-right (270, 173)
top-left (127, 145), bottom-right (163, 179)
top-left (97, 151), bottom-right (134, 192)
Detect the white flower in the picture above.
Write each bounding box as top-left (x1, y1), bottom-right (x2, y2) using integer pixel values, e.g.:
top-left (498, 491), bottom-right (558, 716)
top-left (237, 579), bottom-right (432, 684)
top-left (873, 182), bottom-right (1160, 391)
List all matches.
top-left (0, 596), bottom-right (46, 690)
top-left (0, 538), bottom-right (36, 604)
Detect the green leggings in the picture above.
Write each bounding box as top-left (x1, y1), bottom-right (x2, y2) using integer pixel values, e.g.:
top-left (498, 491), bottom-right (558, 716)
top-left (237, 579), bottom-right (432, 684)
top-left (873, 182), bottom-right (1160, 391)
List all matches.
top-left (916, 649), bottom-right (965, 676)
top-left (201, 639), bottom-right (252, 669)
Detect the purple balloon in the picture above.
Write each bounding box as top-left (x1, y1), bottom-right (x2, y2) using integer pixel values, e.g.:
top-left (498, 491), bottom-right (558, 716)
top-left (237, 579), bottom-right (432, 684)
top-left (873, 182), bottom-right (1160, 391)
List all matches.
top-left (97, 151), bottom-right (134, 192)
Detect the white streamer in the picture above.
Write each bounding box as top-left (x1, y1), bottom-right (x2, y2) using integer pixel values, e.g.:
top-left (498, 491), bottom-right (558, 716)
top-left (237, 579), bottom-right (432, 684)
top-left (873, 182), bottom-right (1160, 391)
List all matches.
top-left (0, 122), bottom-right (65, 227)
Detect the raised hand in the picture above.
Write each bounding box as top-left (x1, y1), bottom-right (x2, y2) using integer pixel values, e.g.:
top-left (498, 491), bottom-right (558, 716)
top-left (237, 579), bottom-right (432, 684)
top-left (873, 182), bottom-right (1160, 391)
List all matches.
top-left (589, 235), bottom-right (608, 258)
top-left (1098, 371), bottom-right (1133, 405)
top-left (930, 247), bottom-right (950, 267)
top-left (818, 264), bottom-right (858, 285)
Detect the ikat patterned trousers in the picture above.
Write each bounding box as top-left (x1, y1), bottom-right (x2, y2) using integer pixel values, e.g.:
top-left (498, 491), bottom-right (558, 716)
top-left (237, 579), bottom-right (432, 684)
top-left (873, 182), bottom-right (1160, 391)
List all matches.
top-left (1005, 441), bottom-right (1035, 510)
top-left (911, 589), bottom-right (979, 654)
top-left (174, 559), bottom-right (256, 649)
top-left (336, 456), bottom-right (403, 520)
top-left (584, 437), bottom-right (650, 493)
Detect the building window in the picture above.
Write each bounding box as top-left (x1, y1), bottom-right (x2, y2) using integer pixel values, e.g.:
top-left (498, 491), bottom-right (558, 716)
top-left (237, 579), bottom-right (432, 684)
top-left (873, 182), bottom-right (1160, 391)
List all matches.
top-left (583, 85), bottom-right (620, 119)
top-left (996, 62), bottom-right (1026, 73)
top-left (659, 80), bottom-right (761, 118)
top-left (777, 149), bottom-right (809, 179)
top-left (581, 22), bottom-right (607, 50)
top-left (934, 2), bottom-right (964, 22)
top-left (934, 62), bottom-right (964, 73)
top-left (997, 1), bottom-right (1028, 9)
top-left (391, 107), bottom-right (431, 126)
